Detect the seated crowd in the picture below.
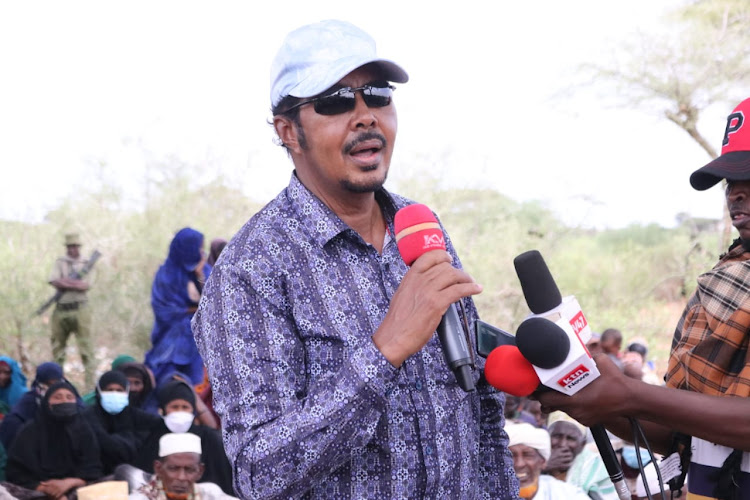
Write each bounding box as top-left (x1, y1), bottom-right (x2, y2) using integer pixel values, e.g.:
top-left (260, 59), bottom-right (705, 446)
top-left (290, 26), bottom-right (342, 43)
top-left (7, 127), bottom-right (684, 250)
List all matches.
top-left (502, 328), bottom-right (670, 499)
top-left (0, 355), bottom-right (237, 500)
top-left (0, 327), bottom-right (663, 499)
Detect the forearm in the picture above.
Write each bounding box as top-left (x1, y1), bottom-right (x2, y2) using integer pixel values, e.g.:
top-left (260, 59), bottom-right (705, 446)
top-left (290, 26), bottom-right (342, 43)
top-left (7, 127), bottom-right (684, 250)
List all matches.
top-left (63, 477), bottom-right (86, 489)
top-left (50, 278), bottom-right (89, 291)
top-left (597, 416), bottom-right (675, 456)
top-left (539, 354), bottom-right (750, 452)
top-left (622, 380), bottom-right (750, 451)
top-left (39, 477), bottom-right (86, 497)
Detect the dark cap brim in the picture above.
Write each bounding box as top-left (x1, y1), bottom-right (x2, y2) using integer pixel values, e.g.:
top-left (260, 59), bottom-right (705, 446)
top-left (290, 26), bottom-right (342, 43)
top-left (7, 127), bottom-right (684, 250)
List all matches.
top-left (690, 151), bottom-right (750, 190)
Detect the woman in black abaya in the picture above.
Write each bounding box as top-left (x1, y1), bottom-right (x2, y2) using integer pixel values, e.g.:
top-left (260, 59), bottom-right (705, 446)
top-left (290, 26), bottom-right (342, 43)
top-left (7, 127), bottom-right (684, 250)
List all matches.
top-left (81, 370), bottom-right (161, 476)
top-left (5, 381), bottom-right (102, 499)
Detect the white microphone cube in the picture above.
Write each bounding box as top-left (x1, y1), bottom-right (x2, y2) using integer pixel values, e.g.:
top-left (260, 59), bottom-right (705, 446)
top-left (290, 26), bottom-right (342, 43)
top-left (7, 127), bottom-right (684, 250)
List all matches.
top-left (530, 317), bottom-right (600, 396)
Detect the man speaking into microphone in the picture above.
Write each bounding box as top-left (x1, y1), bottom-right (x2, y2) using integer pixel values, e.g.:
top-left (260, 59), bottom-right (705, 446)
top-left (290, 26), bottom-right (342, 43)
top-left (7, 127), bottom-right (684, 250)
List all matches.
top-left (191, 19), bottom-right (518, 499)
top-left (538, 97), bottom-right (750, 500)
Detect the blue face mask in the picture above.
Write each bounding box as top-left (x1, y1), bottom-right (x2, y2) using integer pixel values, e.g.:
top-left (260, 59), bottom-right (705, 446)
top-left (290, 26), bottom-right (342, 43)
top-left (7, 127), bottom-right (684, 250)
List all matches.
top-left (100, 391), bottom-right (129, 414)
top-left (622, 445), bottom-right (652, 469)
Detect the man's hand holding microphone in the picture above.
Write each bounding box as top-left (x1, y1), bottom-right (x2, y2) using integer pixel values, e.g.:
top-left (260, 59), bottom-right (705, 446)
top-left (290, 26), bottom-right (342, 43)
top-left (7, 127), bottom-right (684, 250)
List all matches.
top-left (372, 204), bottom-right (481, 392)
top-left (536, 352), bottom-right (635, 427)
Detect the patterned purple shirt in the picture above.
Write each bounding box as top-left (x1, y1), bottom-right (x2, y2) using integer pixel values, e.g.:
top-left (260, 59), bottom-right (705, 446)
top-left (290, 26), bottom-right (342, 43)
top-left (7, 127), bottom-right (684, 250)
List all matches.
top-left (192, 173), bottom-right (519, 499)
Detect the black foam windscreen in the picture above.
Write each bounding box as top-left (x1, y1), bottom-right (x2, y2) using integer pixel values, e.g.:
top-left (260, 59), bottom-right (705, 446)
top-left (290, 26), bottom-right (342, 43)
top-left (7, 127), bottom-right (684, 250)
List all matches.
top-left (513, 250), bottom-right (562, 314)
top-left (515, 317), bottom-right (570, 369)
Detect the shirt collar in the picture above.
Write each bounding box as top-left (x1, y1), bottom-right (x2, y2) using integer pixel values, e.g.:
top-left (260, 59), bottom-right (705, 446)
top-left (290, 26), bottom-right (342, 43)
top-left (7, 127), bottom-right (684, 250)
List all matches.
top-left (285, 171), bottom-right (400, 248)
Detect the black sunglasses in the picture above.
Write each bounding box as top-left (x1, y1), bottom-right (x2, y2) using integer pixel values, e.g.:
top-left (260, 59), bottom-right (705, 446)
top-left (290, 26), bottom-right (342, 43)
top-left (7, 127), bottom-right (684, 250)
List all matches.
top-left (283, 83), bottom-right (395, 116)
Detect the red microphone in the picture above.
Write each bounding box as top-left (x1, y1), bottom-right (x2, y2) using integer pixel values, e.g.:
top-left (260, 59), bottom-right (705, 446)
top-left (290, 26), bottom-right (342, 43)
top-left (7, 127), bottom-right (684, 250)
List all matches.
top-left (484, 345), bottom-right (541, 397)
top-left (513, 250), bottom-right (631, 500)
top-left (394, 203), bottom-right (446, 265)
top-left (393, 204), bottom-right (476, 392)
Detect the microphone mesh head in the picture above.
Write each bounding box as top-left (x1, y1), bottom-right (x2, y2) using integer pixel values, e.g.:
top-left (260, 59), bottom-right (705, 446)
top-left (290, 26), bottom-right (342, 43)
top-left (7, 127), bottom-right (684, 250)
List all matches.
top-left (516, 317), bottom-right (570, 369)
top-left (484, 345), bottom-right (540, 397)
top-left (513, 250), bottom-right (562, 314)
top-left (394, 204), bottom-right (445, 265)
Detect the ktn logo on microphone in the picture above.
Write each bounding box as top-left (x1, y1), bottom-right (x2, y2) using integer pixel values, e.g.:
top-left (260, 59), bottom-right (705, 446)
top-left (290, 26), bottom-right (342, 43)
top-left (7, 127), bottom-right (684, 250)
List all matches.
top-left (422, 233), bottom-right (445, 250)
top-left (557, 364), bottom-right (591, 390)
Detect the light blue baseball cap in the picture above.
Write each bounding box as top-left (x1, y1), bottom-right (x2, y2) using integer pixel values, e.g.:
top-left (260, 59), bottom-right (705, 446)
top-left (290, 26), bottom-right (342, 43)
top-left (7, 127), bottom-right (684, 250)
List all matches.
top-left (270, 19), bottom-right (409, 109)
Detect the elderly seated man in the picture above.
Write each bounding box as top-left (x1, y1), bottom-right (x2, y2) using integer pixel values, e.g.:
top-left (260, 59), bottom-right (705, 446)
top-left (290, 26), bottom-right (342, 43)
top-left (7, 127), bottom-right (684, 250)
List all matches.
top-left (130, 433), bottom-right (237, 500)
top-left (543, 411), bottom-right (618, 499)
top-left (506, 421), bottom-right (590, 499)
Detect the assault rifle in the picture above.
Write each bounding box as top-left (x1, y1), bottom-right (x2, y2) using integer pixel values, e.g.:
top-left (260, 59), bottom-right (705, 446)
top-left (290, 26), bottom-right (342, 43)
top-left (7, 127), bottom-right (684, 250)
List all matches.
top-left (34, 250), bottom-right (102, 317)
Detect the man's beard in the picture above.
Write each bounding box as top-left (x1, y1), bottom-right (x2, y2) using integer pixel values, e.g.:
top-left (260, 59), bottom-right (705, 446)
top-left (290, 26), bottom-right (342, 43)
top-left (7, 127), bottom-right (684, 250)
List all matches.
top-left (339, 131), bottom-right (389, 193)
top-left (340, 169), bottom-right (388, 193)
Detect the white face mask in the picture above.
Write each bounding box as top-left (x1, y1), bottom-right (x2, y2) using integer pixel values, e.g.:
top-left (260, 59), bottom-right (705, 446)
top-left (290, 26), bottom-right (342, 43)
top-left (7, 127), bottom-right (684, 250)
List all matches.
top-left (164, 411), bottom-right (194, 433)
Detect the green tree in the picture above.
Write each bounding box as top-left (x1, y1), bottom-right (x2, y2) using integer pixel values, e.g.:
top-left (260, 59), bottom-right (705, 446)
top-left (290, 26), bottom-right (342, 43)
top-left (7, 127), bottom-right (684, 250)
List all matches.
top-left (579, 0), bottom-right (750, 250)
top-left (0, 222), bottom-right (55, 375)
top-left (11, 157), bottom-right (262, 390)
top-left (1, 166), bottom-right (723, 389)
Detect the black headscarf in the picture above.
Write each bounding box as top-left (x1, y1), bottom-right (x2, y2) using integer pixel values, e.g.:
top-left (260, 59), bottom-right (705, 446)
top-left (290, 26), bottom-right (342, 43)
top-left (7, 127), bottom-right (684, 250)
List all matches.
top-left (0, 362), bottom-right (86, 451)
top-left (5, 381), bottom-right (102, 489)
top-left (117, 362), bottom-right (155, 409)
top-left (135, 379), bottom-right (234, 494)
top-left (157, 379), bottom-right (196, 411)
top-left (82, 371), bottom-right (162, 475)
top-left (97, 370), bottom-right (129, 393)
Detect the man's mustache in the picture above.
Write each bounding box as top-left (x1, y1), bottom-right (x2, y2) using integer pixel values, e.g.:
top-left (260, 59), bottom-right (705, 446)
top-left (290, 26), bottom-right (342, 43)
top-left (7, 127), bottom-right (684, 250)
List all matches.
top-left (343, 132), bottom-right (387, 154)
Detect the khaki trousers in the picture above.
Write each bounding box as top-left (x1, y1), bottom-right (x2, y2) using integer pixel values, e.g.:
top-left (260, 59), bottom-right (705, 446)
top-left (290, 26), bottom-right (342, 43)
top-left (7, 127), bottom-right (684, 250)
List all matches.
top-left (51, 303), bottom-right (94, 389)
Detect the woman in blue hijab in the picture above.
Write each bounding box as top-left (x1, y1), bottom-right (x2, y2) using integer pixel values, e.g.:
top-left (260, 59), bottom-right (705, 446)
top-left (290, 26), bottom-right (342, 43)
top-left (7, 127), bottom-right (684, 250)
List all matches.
top-left (144, 228), bottom-right (210, 387)
top-left (0, 356), bottom-right (27, 411)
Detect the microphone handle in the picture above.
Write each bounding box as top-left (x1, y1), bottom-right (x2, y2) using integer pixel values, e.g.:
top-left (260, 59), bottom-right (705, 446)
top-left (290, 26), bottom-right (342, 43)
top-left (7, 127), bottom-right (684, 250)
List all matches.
top-left (590, 424), bottom-right (631, 500)
top-left (437, 303), bottom-right (475, 392)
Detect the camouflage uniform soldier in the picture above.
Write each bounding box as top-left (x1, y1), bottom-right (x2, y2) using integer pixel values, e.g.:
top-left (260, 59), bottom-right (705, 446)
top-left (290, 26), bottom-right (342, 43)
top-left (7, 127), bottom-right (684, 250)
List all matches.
top-left (48, 233), bottom-right (94, 389)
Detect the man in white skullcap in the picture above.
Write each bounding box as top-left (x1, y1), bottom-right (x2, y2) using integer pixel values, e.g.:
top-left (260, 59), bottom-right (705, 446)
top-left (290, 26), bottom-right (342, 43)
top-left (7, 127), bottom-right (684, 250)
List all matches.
top-left (506, 421), bottom-right (590, 499)
top-left (130, 433), bottom-right (237, 499)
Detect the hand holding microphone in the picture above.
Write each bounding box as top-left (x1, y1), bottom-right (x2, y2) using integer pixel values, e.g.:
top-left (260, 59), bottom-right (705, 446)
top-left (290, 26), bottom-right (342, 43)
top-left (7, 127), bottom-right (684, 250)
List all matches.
top-left (372, 204), bottom-right (481, 391)
top-left (536, 352), bottom-right (635, 426)
top-left (510, 249), bottom-right (631, 500)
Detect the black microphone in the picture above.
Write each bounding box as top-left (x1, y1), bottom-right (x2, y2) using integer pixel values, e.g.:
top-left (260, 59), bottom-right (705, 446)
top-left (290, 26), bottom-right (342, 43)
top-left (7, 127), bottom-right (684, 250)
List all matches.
top-left (514, 250), bottom-right (631, 500)
top-left (514, 250), bottom-right (562, 314)
top-left (436, 301), bottom-right (476, 392)
top-left (514, 250), bottom-right (593, 342)
top-left (515, 317), bottom-right (570, 369)
top-left (393, 204), bottom-right (475, 392)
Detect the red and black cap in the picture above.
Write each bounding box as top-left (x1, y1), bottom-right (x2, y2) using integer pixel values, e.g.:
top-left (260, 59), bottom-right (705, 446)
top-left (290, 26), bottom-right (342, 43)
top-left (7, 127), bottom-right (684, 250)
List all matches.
top-left (690, 97), bottom-right (750, 191)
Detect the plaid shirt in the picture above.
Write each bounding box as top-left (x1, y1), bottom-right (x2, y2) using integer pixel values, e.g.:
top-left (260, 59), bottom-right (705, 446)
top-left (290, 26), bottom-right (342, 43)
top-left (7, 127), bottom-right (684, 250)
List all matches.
top-left (666, 241), bottom-right (750, 397)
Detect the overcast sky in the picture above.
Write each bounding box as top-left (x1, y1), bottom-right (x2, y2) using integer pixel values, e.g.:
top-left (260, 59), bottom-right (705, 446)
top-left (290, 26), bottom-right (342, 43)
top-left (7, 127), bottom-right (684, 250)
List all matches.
top-left (0, 0), bottom-right (733, 229)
